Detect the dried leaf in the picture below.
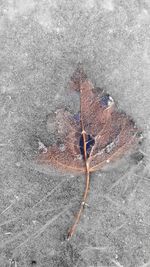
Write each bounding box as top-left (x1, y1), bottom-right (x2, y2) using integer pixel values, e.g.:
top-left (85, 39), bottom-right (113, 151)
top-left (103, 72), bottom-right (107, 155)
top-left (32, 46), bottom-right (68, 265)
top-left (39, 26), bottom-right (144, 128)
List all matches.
top-left (36, 64), bottom-right (141, 239)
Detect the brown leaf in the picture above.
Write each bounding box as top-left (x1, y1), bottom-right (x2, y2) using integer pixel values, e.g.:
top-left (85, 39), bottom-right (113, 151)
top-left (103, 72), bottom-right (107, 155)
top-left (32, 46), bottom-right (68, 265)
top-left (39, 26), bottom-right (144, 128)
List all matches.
top-left (36, 64), bottom-right (141, 239)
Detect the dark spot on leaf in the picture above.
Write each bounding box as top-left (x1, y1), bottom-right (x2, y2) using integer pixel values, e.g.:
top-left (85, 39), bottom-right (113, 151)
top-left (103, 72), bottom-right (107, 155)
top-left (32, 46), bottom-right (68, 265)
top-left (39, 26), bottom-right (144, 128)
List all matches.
top-left (79, 133), bottom-right (95, 158)
top-left (100, 94), bottom-right (113, 107)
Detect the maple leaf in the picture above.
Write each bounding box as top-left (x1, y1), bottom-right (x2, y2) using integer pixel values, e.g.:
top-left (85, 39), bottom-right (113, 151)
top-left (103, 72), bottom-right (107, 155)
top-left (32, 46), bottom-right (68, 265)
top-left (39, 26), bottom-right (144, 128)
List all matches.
top-left (36, 64), bottom-right (141, 239)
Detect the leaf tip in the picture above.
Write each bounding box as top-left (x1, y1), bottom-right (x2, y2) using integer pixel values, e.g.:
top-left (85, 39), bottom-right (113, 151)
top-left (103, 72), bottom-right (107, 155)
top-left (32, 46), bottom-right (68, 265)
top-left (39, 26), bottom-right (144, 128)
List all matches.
top-left (70, 63), bottom-right (87, 91)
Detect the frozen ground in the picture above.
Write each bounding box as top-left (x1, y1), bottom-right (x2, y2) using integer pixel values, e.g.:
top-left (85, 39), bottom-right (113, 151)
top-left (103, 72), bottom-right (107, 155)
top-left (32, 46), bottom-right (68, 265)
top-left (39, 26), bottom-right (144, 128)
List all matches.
top-left (0, 0), bottom-right (150, 266)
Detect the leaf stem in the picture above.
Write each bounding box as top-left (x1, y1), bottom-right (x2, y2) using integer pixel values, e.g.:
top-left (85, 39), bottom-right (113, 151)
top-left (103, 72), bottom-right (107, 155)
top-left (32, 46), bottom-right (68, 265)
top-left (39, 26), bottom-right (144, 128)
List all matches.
top-left (67, 165), bottom-right (90, 239)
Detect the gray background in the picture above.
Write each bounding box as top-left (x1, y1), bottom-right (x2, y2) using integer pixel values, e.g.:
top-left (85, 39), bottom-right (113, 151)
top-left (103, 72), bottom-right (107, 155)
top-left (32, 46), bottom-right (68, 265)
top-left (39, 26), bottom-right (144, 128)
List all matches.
top-left (0, 0), bottom-right (150, 266)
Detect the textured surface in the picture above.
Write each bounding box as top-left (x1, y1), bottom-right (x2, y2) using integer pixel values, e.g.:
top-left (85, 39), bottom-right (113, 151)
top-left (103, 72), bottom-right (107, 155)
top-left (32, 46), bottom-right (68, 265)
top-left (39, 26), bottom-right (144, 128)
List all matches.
top-left (0, 0), bottom-right (150, 266)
